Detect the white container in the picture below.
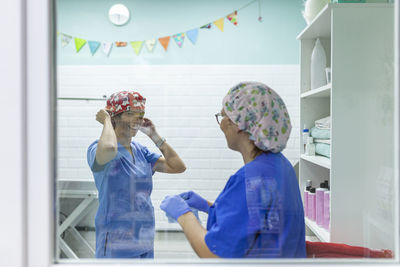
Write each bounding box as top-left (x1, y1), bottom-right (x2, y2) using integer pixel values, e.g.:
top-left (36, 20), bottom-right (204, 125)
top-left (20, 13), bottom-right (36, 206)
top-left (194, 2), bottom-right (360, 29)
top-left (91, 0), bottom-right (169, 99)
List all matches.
top-left (311, 38), bottom-right (327, 89)
top-left (305, 137), bottom-right (316, 156)
top-left (302, 125), bottom-right (310, 154)
top-left (325, 67), bottom-right (331, 84)
top-left (302, 0), bottom-right (330, 25)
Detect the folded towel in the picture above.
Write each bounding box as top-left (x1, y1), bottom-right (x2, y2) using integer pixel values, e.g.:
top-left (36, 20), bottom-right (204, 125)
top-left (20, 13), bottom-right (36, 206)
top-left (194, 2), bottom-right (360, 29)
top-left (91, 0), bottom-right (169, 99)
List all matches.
top-left (310, 127), bottom-right (330, 140)
top-left (314, 139), bottom-right (331, 145)
top-left (316, 143), bottom-right (330, 158)
top-left (315, 116), bottom-right (331, 130)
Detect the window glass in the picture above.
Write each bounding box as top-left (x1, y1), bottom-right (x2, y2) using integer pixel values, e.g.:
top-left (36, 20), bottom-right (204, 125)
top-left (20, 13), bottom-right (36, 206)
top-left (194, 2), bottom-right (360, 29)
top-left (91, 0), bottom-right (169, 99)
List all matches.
top-left (55, 0), bottom-right (398, 263)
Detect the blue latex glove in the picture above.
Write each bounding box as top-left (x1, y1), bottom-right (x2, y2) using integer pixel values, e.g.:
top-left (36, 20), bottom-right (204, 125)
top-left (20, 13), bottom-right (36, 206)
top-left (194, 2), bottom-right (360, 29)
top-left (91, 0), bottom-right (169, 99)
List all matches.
top-left (179, 191), bottom-right (210, 213)
top-left (160, 195), bottom-right (192, 221)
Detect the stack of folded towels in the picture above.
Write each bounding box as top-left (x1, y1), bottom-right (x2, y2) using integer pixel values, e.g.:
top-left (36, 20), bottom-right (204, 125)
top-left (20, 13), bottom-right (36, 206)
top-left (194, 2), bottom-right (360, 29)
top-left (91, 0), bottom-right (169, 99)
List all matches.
top-left (310, 116), bottom-right (331, 158)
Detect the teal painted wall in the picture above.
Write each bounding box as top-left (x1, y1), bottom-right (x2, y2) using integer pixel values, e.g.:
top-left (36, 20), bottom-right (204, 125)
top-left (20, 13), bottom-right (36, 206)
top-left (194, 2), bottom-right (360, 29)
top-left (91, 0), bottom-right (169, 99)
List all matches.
top-left (56, 0), bottom-right (306, 65)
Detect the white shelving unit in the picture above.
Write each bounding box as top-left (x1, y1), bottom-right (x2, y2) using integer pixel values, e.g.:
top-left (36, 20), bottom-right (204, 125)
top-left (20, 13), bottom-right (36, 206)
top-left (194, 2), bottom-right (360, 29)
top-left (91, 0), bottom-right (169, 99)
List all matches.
top-left (300, 154), bottom-right (331, 170)
top-left (297, 3), bottom-right (394, 249)
top-left (300, 83), bottom-right (331, 99)
top-left (305, 217), bottom-right (330, 243)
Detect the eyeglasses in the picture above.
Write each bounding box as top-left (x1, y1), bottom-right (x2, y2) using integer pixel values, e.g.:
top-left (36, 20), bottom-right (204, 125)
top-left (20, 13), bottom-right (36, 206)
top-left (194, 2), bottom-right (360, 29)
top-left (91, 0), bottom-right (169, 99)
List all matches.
top-left (215, 112), bottom-right (222, 125)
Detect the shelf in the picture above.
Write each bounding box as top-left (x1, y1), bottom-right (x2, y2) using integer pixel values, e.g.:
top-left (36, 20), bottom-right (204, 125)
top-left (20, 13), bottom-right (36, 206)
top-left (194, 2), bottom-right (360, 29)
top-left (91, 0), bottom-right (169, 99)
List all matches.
top-left (297, 3), bottom-right (331, 40)
top-left (301, 84), bottom-right (331, 99)
top-left (305, 217), bottom-right (330, 242)
top-left (301, 154), bottom-right (331, 169)
top-left (297, 3), bottom-right (390, 40)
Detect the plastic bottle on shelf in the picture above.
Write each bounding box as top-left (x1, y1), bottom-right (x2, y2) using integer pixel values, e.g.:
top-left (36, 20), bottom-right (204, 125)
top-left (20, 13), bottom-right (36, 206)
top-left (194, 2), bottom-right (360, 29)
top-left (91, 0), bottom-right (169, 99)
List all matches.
top-left (305, 137), bottom-right (316, 156)
top-left (307, 187), bottom-right (316, 221)
top-left (324, 180), bottom-right (329, 190)
top-left (310, 38), bottom-right (327, 90)
top-left (304, 180), bottom-right (312, 216)
top-left (302, 125), bottom-right (310, 154)
top-left (323, 190), bottom-right (330, 230)
top-left (316, 182), bottom-right (329, 226)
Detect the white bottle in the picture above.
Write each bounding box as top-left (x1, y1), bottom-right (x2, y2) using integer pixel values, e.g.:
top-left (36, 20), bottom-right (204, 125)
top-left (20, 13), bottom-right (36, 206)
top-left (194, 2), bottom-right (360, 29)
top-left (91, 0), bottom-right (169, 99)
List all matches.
top-left (302, 125), bottom-right (310, 154)
top-left (311, 38), bottom-right (327, 90)
top-left (305, 137), bottom-right (315, 156)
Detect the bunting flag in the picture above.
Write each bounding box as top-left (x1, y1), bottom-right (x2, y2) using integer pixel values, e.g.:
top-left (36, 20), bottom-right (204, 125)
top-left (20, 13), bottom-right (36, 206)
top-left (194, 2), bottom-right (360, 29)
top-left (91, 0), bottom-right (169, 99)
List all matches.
top-left (158, 36), bottom-right (170, 51)
top-left (58, 0), bottom-right (261, 57)
top-left (130, 41), bottom-right (143, 55)
top-left (227, 10), bottom-right (238, 26)
top-left (214, 17), bottom-right (225, 32)
top-left (186, 28), bottom-right (199, 45)
top-left (172, 33), bottom-right (185, 48)
top-left (61, 33), bottom-right (72, 48)
top-left (74, 37), bottom-right (86, 52)
top-left (200, 23), bottom-right (212, 29)
top-left (145, 39), bottom-right (156, 52)
top-left (115, 41), bottom-right (127, 47)
top-left (102, 42), bottom-right (113, 56)
top-left (88, 41), bottom-right (100, 55)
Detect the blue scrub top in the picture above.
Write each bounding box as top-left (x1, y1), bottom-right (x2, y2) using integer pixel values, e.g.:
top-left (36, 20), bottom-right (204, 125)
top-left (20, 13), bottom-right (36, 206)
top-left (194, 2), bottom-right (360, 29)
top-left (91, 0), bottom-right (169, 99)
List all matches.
top-left (87, 140), bottom-right (161, 258)
top-left (205, 152), bottom-right (306, 258)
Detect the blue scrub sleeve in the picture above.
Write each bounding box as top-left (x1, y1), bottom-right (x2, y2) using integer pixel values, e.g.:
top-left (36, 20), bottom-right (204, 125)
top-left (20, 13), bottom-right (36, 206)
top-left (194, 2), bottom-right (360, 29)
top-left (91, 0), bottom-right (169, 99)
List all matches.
top-left (139, 145), bottom-right (161, 169)
top-left (205, 174), bottom-right (249, 258)
top-left (87, 142), bottom-right (97, 172)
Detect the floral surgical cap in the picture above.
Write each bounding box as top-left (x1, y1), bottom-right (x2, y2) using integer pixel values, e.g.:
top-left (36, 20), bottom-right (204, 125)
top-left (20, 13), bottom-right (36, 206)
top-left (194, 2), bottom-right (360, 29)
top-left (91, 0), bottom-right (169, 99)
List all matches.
top-left (106, 91), bottom-right (146, 117)
top-left (222, 82), bottom-right (292, 153)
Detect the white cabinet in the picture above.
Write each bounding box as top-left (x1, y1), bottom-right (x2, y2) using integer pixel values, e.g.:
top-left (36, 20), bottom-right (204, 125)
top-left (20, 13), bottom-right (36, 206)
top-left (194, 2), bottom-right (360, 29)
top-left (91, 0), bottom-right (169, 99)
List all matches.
top-left (297, 3), bottom-right (394, 250)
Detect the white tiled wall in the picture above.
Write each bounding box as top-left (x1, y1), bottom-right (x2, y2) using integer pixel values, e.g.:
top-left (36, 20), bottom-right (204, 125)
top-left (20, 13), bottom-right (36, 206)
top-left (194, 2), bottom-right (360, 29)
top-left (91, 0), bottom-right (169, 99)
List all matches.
top-left (57, 65), bottom-right (300, 230)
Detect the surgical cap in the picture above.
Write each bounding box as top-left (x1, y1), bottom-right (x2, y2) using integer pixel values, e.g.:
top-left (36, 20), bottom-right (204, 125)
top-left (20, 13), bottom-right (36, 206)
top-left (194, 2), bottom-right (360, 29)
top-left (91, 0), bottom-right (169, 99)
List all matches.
top-left (106, 91), bottom-right (146, 117)
top-left (222, 82), bottom-right (292, 153)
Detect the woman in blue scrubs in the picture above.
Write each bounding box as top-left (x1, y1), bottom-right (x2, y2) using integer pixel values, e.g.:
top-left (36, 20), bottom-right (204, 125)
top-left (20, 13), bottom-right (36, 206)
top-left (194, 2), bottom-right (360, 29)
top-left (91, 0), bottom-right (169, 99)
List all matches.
top-left (160, 82), bottom-right (306, 258)
top-left (87, 91), bottom-right (186, 258)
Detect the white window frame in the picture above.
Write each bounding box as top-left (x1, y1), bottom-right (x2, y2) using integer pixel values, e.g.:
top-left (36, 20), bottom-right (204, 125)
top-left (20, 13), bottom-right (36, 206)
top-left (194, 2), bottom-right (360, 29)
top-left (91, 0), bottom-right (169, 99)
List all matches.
top-left (0, 0), bottom-right (398, 266)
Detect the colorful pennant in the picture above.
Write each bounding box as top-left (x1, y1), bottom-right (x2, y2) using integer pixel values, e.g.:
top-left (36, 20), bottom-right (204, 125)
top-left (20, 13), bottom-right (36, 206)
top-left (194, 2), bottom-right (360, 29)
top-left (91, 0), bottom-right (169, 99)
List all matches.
top-left (61, 34), bottom-right (72, 48)
top-left (130, 41), bottom-right (143, 55)
top-left (145, 39), bottom-right (156, 52)
top-left (74, 37), bottom-right (86, 52)
top-left (214, 17), bottom-right (225, 32)
top-left (102, 42), bottom-right (113, 57)
top-left (115, 42), bottom-right (127, 47)
top-left (172, 33), bottom-right (185, 48)
top-left (227, 10), bottom-right (238, 26)
top-left (158, 36), bottom-right (171, 51)
top-left (200, 23), bottom-right (212, 29)
top-left (186, 28), bottom-right (199, 45)
top-left (88, 41), bottom-right (100, 55)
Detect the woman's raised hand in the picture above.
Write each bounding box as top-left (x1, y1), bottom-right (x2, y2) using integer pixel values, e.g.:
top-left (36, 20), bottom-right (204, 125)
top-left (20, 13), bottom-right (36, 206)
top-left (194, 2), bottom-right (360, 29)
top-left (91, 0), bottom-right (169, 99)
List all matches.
top-left (139, 117), bottom-right (157, 137)
top-left (96, 109), bottom-right (111, 125)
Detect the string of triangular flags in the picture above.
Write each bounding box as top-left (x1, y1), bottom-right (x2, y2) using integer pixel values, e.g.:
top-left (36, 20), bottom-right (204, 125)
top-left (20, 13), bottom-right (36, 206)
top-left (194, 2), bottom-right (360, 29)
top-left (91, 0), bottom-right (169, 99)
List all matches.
top-left (57, 0), bottom-right (261, 57)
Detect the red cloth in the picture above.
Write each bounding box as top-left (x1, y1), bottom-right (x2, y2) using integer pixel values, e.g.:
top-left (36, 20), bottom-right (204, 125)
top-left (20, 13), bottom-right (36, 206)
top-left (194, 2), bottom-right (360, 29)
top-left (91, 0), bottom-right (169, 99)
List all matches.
top-left (306, 241), bottom-right (393, 258)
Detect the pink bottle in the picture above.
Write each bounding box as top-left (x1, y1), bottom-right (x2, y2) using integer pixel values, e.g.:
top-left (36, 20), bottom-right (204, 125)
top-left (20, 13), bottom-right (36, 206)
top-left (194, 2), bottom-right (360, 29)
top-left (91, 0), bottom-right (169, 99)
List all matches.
top-left (316, 182), bottom-right (328, 226)
top-left (304, 187), bottom-right (309, 217)
top-left (303, 180), bottom-right (312, 217)
top-left (323, 190), bottom-right (330, 230)
top-left (307, 187), bottom-right (316, 221)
